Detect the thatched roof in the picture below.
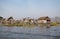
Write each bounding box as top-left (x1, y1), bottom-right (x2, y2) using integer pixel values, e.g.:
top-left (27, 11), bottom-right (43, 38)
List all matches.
top-left (38, 16), bottom-right (51, 21)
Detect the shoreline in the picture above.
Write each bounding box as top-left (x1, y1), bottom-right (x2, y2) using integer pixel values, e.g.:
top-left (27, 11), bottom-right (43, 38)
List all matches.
top-left (0, 24), bottom-right (60, 27)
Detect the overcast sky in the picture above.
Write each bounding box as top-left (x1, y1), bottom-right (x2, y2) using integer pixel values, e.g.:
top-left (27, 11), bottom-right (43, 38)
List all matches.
top-left (0, 0), bottom-right (60, 19)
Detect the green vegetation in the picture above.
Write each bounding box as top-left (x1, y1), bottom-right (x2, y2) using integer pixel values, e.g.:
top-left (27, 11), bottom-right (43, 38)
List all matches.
top-left (50, 22), bottom-right (60, 26)
top-left (2, 23), bottom-right (36, 27)
top-left (0, 22), bottom-right (60, 27)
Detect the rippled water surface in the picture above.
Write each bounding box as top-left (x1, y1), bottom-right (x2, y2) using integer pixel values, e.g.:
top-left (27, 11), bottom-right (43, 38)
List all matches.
top-left (0, 26), bottom-right (60, 39)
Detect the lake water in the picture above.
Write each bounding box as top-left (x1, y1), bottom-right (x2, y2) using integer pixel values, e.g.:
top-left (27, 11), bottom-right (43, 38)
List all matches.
top-left (0, 26), bottom-right (60, 39)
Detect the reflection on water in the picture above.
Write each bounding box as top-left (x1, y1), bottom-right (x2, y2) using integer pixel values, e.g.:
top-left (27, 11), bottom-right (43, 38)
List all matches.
top-left (0, 26), bottom-right (60, 39)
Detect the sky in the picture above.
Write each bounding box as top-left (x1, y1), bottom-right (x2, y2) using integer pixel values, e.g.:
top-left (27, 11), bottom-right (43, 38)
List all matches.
top-left (0, 0), bottom-right (60, 19)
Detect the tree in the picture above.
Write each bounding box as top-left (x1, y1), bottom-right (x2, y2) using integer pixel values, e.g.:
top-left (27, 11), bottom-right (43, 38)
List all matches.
top-left (0, 16), bottom-right (3, 20)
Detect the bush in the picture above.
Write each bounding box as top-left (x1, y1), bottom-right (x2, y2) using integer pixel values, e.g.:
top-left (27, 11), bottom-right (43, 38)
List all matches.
top-left (50, 22), bottom-right (57, 26)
